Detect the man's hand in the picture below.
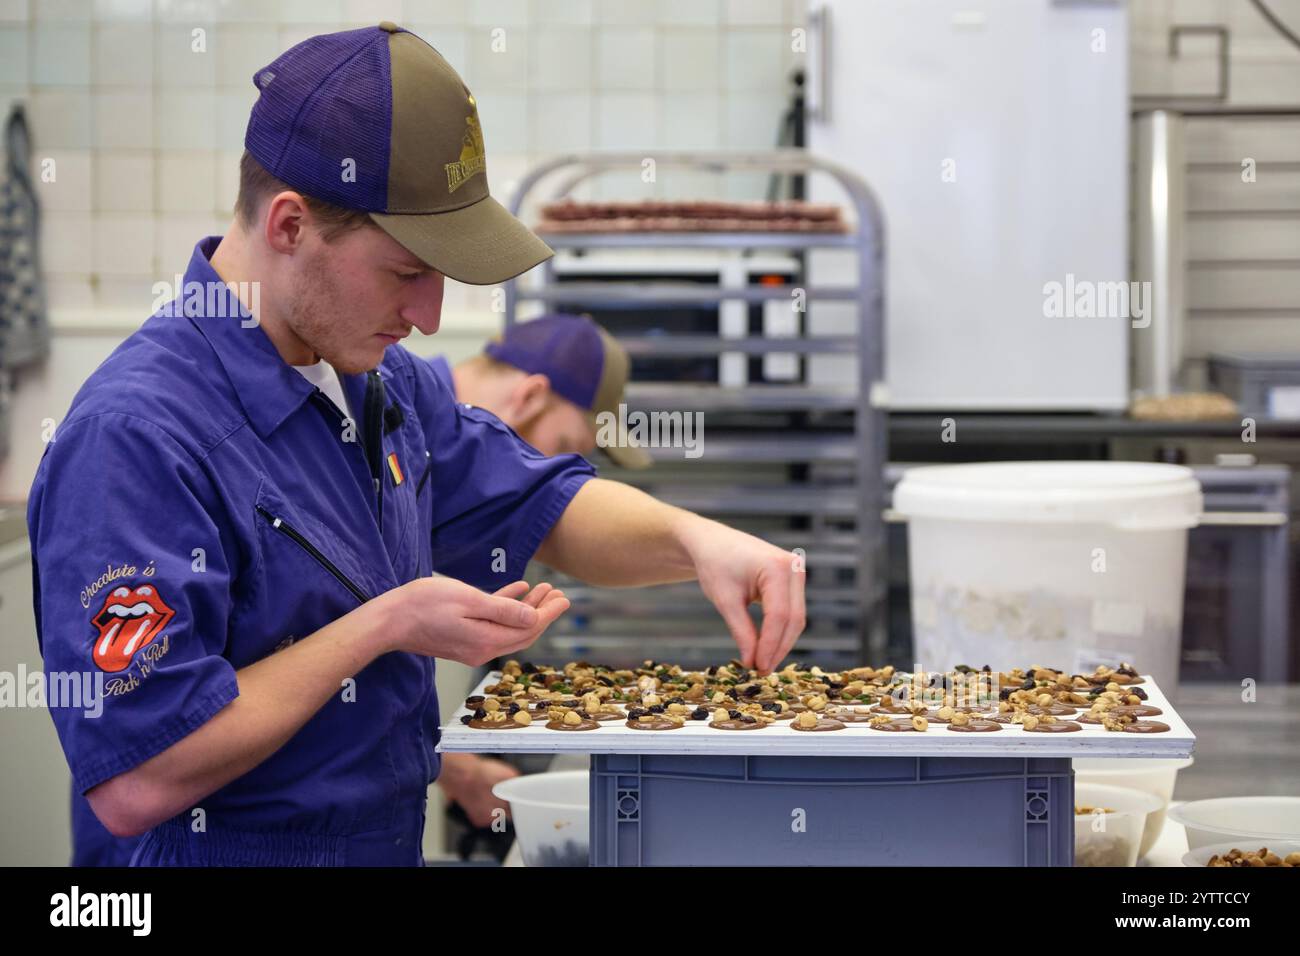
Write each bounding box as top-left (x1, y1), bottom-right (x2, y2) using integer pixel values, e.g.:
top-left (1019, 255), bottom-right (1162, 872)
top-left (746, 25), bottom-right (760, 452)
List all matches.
top-left (437, 753), bottom-right (520, 829)
top-left (380, 577), bottom-right (569, 665)
top-left (679, 519), bottom-right (806, 674)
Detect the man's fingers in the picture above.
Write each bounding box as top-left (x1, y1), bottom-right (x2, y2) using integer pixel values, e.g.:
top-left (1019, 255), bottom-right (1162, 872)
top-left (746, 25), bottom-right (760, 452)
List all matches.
top-left (492, 581), bottom-right (531, 599)
top-left (713, 590), bottom-right (759, 670)
top-left (530, 592), bottom-right (570, 630)
top-left (470, 592), bottom-right (571, 655)
top-left (776, 567), bottom-right (807, 669)
top-left (521, 582), bottom-right (553, 608)
top-left (469, 593), bottom-right (539, 628)
top-left (753, 564), bottom-right (792, 674)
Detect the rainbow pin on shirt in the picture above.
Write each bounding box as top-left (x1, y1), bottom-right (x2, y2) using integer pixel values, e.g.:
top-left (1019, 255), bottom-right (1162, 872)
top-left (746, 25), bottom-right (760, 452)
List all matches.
top-left (386, 452), bottom-right (404, 486)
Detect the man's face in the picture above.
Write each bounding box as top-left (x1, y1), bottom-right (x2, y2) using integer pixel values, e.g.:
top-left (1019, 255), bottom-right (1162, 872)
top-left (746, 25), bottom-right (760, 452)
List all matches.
top-left (284, 223), bottom-right (444, 375)
top-left (510, 394), bottom-right (597, 458)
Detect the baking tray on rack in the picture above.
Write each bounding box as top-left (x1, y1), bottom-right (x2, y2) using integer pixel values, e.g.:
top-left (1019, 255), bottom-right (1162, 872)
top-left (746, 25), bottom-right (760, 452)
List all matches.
top-left (438, 672), bottom-right (1194, 760)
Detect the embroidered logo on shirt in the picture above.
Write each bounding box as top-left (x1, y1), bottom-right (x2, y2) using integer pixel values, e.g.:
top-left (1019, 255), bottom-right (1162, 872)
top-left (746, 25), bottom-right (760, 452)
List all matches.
top-left (90, 584), bottom-right (175, 673)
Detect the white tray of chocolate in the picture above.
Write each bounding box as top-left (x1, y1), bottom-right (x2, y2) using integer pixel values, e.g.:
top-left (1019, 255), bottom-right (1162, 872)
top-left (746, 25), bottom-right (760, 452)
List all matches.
top-left (437, 660), bottom-right (1195, 759)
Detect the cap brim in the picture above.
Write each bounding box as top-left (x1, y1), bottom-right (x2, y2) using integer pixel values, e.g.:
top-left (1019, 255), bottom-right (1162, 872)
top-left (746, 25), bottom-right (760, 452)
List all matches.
top-left (369, 194), bottom-right (553, 286)
top-left (586, 411), bottom-right (654, 469)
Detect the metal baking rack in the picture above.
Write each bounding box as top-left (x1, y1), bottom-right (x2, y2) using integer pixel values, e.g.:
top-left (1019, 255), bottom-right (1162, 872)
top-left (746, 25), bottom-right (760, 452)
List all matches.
top-left (502, 150), bottom-right (887, 667)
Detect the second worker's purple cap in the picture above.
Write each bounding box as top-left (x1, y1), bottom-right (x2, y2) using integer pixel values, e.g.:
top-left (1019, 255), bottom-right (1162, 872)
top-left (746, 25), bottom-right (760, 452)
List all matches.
top-left (486, 315), bottom-right (653, 469)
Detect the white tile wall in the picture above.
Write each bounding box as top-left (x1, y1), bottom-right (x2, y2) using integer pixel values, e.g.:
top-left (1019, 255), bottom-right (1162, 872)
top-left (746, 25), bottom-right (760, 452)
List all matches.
top-left (33, 149), bottom-right (93, 211)
top-left (530, 28), bottom-right (592, 91)
top-left (95, 150), bottom-right (154, 212)
top-left (595, 28), bottom-right (657, 90)
top-left (94, 21), bottom-right (154, 86)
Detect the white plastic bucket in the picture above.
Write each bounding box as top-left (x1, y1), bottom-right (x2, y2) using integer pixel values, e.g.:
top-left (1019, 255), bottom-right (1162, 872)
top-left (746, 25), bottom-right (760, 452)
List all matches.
top-left (893, 461), bottom-right (1203, 696)
top-left (492, 770), bottom-right (589, 867)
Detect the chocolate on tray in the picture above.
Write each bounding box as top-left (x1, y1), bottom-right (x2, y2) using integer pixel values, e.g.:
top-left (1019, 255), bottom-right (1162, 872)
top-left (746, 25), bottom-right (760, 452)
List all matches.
top-left (457, 659), bottom-right (1166, 736)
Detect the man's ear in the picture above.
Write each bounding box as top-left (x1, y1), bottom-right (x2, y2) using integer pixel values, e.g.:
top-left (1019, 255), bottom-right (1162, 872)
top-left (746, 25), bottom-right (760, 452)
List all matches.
top-left (507, 373), bottom-right (553, 425)
top-left (264, 191), bottom-right (310, 255)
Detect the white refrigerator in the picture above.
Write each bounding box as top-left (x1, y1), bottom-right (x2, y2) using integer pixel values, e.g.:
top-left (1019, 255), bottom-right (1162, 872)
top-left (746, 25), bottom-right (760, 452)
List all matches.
top-left (807, 0), bottom-right (1131, 410)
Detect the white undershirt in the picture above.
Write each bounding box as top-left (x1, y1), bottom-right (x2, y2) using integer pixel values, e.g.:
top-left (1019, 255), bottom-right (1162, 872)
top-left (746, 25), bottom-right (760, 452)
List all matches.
top-left (294, 360), bottom-right (351, 420)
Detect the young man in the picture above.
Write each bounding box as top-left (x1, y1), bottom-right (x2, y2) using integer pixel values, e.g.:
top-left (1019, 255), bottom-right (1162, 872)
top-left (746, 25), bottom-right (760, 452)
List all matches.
top-left (31, 23), bottom-right (805, 866)
top-left (66, 314), bottom-right (644, 866)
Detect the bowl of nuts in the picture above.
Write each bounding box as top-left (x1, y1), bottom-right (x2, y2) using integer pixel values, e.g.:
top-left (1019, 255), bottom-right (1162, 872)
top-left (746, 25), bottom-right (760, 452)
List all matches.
top-left (1074, 783), bottom-right (1163, 867)
top-left (1169, 796), bottom-right (1300, 851)
top-left (1073, 756), bottom-right (1194, 860)
top-left (1181, 841), bottom-right (1300, 867)
top-left (492, 770), bottom-right (589, 867)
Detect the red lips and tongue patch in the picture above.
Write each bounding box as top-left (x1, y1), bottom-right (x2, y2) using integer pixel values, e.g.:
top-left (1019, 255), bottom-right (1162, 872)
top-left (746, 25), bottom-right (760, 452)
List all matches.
top-left (91, 584), bottom-right (175, 673)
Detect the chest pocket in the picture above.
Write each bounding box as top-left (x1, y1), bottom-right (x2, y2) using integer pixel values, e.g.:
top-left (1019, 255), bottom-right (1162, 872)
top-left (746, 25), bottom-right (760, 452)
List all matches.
top-left (239, 478), bottom-right (384, 667)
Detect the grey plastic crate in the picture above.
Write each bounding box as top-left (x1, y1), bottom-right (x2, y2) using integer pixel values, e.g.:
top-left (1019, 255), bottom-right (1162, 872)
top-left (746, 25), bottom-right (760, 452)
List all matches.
top-left (1208, 352), bottom-right (1300, 418)
top-left (590, 753), bottom-right (1074, 866)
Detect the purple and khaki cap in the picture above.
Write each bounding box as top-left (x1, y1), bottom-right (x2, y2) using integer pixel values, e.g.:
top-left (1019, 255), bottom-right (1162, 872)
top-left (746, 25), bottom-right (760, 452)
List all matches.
top-left (486, 314), bottom-right (653, 470)
top-left (243, 21), bottom-right (551, 285)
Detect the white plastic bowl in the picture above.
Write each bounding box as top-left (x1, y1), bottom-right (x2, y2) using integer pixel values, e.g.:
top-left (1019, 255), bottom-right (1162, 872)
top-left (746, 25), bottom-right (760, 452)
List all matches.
top-left (492, 770), bottom-right (589, 867)
top-left (1073, 756), bottom-right (1193, 860)
top-left (1074, 783), bottom-right (1164, 867)
top-left (1181, 840), bottom-right (1300, 868)
top-left (1168, 796), bottom-right (1300, 850)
